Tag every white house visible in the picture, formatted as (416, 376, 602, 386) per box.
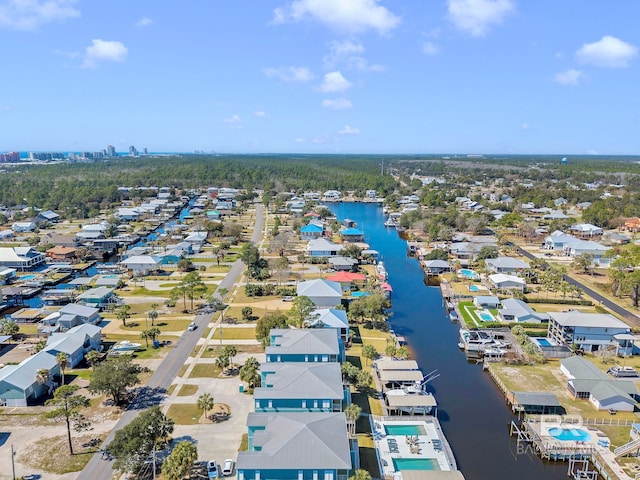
(548, 312, 634, 355)
(473, 296, 500, 309)
(484, 257, 529, 275)
(488, 274, 526, 292)
(0, 247, 46, 271)
(323, 190, 341, 201)
(12, 221, 36, 233)
(544, 230, 577, 250)
(119, 255, 163, 276)
(570, 223, 603, 238)
(306, 238, 344, 258)
(307, 308, 350, 343)
(563, 239, 611, 259)
(44, 323, 102, 368)
(498, 298, 549, 323)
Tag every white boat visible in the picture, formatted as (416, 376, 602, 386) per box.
(376, 261, 388, 280)
(459, 328, 504, 352)
(110, 341, 142, 353)
(384, 216, 396, 227)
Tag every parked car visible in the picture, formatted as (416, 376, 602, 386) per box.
(222, 459, 235, 476)
(281, 296, 294, 302)
(188, 322, 197, 331)
(207, 460, 218, 479)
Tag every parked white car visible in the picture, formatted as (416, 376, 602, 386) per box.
(222, 459, 235, 476)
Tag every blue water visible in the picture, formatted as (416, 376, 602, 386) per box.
(468, 285, 479, 292)
(20, 274, 36, 280)
(548, 428, 591, 442)
(458, 269, 479, 279)
(393, 458, 439, 471)
(329, 203, 566, 480)
(351, 291, 371, 297)
(479, 312, 494, 322)
(384, 424, 427, 436)
(536, 338, 553, 347)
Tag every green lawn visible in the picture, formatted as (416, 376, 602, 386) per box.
(166, 403, 202, 425)
(220, 328, 257, 340)
(189, 363, 223, 378)
(177, 384, 199, 396)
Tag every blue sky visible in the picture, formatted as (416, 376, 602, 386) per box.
(1, 0, 639, 155)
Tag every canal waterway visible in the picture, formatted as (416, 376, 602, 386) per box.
(330, 202, 568, 480)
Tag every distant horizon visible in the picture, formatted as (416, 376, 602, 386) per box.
(1, 2, 639, 155)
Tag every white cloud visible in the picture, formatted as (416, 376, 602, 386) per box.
(263, 66, 314, 83)
(0, 0, 79, 30)
(320, 71, 352, 92)
(339, 124, 360, 135)
(322, 98, 353, 110)
(82, 39, 128, 68)
(272, 0, 401, 35)
(422, 42, 440, 55)
(447, 0, 514, 37)
(323, 40, 384, 71)
(135, 17, 153, 27)
(576, 35, 637, 68)
(253, 111, 266, 117)
(554, 68, 583, 86)
(224, 114, 243, 129)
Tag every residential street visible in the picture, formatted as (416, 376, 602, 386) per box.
(79, 203, 264, 480)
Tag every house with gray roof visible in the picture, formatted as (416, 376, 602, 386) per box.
(328, 256, 358, 272)
(544, 230, 577, 251)
(297, 279, 342, 308)
(548, 312, 633, 355)
(484, 257, 529, 275)
(44, 323, 102, 368)
(237, 412, 354, 480)
(498, 298, 549, 323)
(560, 356, 638, 412)
(423, 260, 450, 274)
(306, 238, 344, 258)
(307, 308, 349, 343)
(40, 304, 101, 332)
(266, 329, 343, 363)
(254, 363, 348, 413)
(0, 247, 46, 271)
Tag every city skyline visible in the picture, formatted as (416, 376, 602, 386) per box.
(1, 0, 639, 155)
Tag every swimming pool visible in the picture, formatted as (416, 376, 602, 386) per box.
(351, 291, 371, 297)
(393, 458, 440, 471)
(468, 285, 479, 292)
(457, 269, 479, 280)
(478, 311, 494, 322)
(20, 274, 37, 280)
(536, 338, 554, 347)
(548, 427, 591, 442)
(384, 424, 427, 436)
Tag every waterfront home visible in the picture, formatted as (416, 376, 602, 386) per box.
(0, 351, 61, 406)
(570, 223, 603, 238)
(306, 238, 344, 258)
(488, 273, 526, 292)
(254, 363, 348, 412)
(184, 231, 208, 246)
(373, 360, 424, 390)
(44, 323, 102, 368)
(511, 392, 563, 414)
(473, 296, 500, 309)
(328, 256, 358, 272)
(562, 239, 611, 258)
(325, 272, 366, 293)
(297, 279, 342, 308)
(76, 286, 116, 309)
(484, 257, 529, 275)
(548, 312, 634, 355)
(340, 228, 364, 242)
(448, 242, 485, 260)
(307, 308, 349, 343)
(543, 230, 576, 250)
(116, 207, 141, 221)
(299, 223, 324, 240)
(1, 285, 42, 307)
(236, 412, 354, 480)
(45, 246, 78, 262)
(422, 259, 450, 274)
(11, 221, 36, 233)
(0, 267, 17, 285)
(119, 255, 163, 276)
(560, 356, 638, 412)
(265, 329, 343, 363)
(498, 298, 549, 323)
(323, 190, 341, 201)
(0, 247, 46, 271)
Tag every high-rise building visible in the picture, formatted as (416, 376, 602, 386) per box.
(0, 151, 20, 162)
(143, 147, 148, 155)
(129, 145, 138, 156)
(107, 145, 116, 157)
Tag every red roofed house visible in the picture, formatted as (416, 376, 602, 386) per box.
(326, 271, 366, 292)
(624, 217, 640, 232)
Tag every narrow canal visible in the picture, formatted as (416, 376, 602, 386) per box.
(330, 202, 568, 480)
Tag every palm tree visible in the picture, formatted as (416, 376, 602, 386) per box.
(344, 404, 362, 437)
(197, 393, 215, 421)
(36, 368, 50, 386)
(85, 350, 101, 370)
(117, 304, 131, 327)
(149, 303, 159, 326)
(56, 352, 68, 386)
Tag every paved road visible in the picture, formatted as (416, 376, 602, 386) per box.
(516, 246, 640, 326)
(80, 203, 264, 480)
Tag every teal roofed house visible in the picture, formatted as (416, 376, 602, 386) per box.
(237, 412, 356, 480)
(300, 223, 324, 240)
(266, 329, 344, 363)
(340, 227, 364, 242)
(254, 363, 349, 412)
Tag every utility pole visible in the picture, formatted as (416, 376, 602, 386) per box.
(11, 444, 16, 480)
